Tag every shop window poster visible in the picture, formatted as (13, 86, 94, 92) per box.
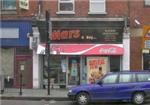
(71, 60, 78, 76)
(81, 66, 87, 84)
(87, 57, 108, 84)
(61, 59, 67, 72)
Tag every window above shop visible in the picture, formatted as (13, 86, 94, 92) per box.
(144, 0, 150, 6)
(57, 0, 75, 14)
(1, 0, 17, 14)
(88, 0, 106, 14)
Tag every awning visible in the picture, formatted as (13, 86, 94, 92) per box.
(37, 44, 124, 55)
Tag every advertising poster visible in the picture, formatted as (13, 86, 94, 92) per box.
(70, 60, 78, 76)
(61, 59, 67, 72)
(87, 57, 108, 84)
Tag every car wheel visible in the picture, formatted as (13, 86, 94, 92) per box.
(76, 92, 90, 105)
(132, 92, 145, 105)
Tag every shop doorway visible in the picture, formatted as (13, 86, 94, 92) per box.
(109, 56, 121, 72)
(143, 54, 150, 70)
(68, 57, 80, 86)
(14, 56, 32, 88)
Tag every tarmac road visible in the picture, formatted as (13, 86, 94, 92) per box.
(1, 100, 150, 105)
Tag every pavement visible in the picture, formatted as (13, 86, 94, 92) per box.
(0, 88, 69, 101)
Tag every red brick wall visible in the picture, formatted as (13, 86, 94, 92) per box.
(129, 0, 150, 27)
(43, 0, 129, 18)
(2, 0, 130, 19)
(1, 0, 38, 20)
(107, 0, 129, 17)
(130, 37, 142, 70)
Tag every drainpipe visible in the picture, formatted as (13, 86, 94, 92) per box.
(122, 17, 130, 71)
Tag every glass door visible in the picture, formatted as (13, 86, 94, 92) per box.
(68, 56, 80, 86)
(143, 54, 150, 70)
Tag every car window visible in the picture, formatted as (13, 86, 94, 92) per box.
(102, 74, 118, 84)
(137, 73, 150, 82)
(119, 74, 132, 83)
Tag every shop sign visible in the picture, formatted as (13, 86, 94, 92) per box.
(19, 0, 29, 10)
(37, 44, 124, 55)
(50, 28, 123, 44)
(143, 25, 150, 49)
(87, 57, 109, 84)
(0, 28, 19, 38)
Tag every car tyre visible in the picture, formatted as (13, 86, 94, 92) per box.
(76, 92, 90, 105)
(132, 92, 145, 105)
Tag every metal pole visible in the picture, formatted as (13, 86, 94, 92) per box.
(19, 73, 22, 95)
(46, 11, 50, 95)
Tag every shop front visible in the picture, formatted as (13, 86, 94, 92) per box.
(38, 44, 124, 87)
(142, 25, 150, 70)
(0, 20, 32, 88)
(37, 20, 127, 88)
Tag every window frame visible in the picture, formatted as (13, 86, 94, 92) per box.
(136, 73, 150, 82)
(57, 0, 75, 14)
(102, 74, 118, 84)
(144, 0, 150, 7)
(119, 73, 133, 83)
(1, 0, 17, 10)
(89, 0, 106, 14)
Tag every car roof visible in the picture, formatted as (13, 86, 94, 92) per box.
(107, 70, 150, 75)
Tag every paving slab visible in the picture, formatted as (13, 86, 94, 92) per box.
(0, 88, 69, 101)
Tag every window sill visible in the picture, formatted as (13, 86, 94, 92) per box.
(56, 11, 75, 15)
(0, 10, 17, 15)
(88, 11, 107, 15)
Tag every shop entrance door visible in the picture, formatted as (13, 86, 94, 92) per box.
(143, 54, 150, 70)
(14, 56, 32, 88)
(68, 57, 80, 86)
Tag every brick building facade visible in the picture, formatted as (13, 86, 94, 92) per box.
(129, 0, 150, 70)
(1, 0, 150, 89)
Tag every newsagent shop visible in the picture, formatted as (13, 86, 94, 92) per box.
(36, 19, 130, 88)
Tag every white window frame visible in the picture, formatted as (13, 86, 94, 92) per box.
(145, 0, 150, 6)
(1, 0, 16, 10)
(57, 0, 75, 14)
(89, 0, 106, 14)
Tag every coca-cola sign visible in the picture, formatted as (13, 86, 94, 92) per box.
(99, 48, 117, 54)
(37, 44, 124, 55)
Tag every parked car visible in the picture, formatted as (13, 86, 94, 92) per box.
(68, 71, 150, 105)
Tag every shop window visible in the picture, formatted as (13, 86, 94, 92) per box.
(57, 0, 75, 14)
(89, 0, 106, 14)
(144, 0, 150, 6)
(1, 0, 16, 10)
(68, 57, 80, 85)
(43, 56, 66, 88)
(110, 56, 120, 72)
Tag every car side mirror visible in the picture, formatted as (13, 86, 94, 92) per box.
(97, 81, 103, 85)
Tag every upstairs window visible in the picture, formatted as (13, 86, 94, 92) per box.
(1, 0, 16, 10)
(58, 0, 75, 14)
(144, 0, 150, 6)
(89, 0, 106, 14)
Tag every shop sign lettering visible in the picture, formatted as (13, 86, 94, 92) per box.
(99, 47, 117, 54)
(89, 59, 105, 70)
(51, 30, 80, 40)
(50, 28, 122, 43)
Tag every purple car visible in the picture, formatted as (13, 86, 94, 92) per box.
(68, 71, 150, 105)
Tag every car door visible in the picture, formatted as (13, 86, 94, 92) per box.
(115, 73, 136, 100)
(90, 73, 118, 100)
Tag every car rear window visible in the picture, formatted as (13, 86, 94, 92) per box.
(137, 73, 150, 82)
